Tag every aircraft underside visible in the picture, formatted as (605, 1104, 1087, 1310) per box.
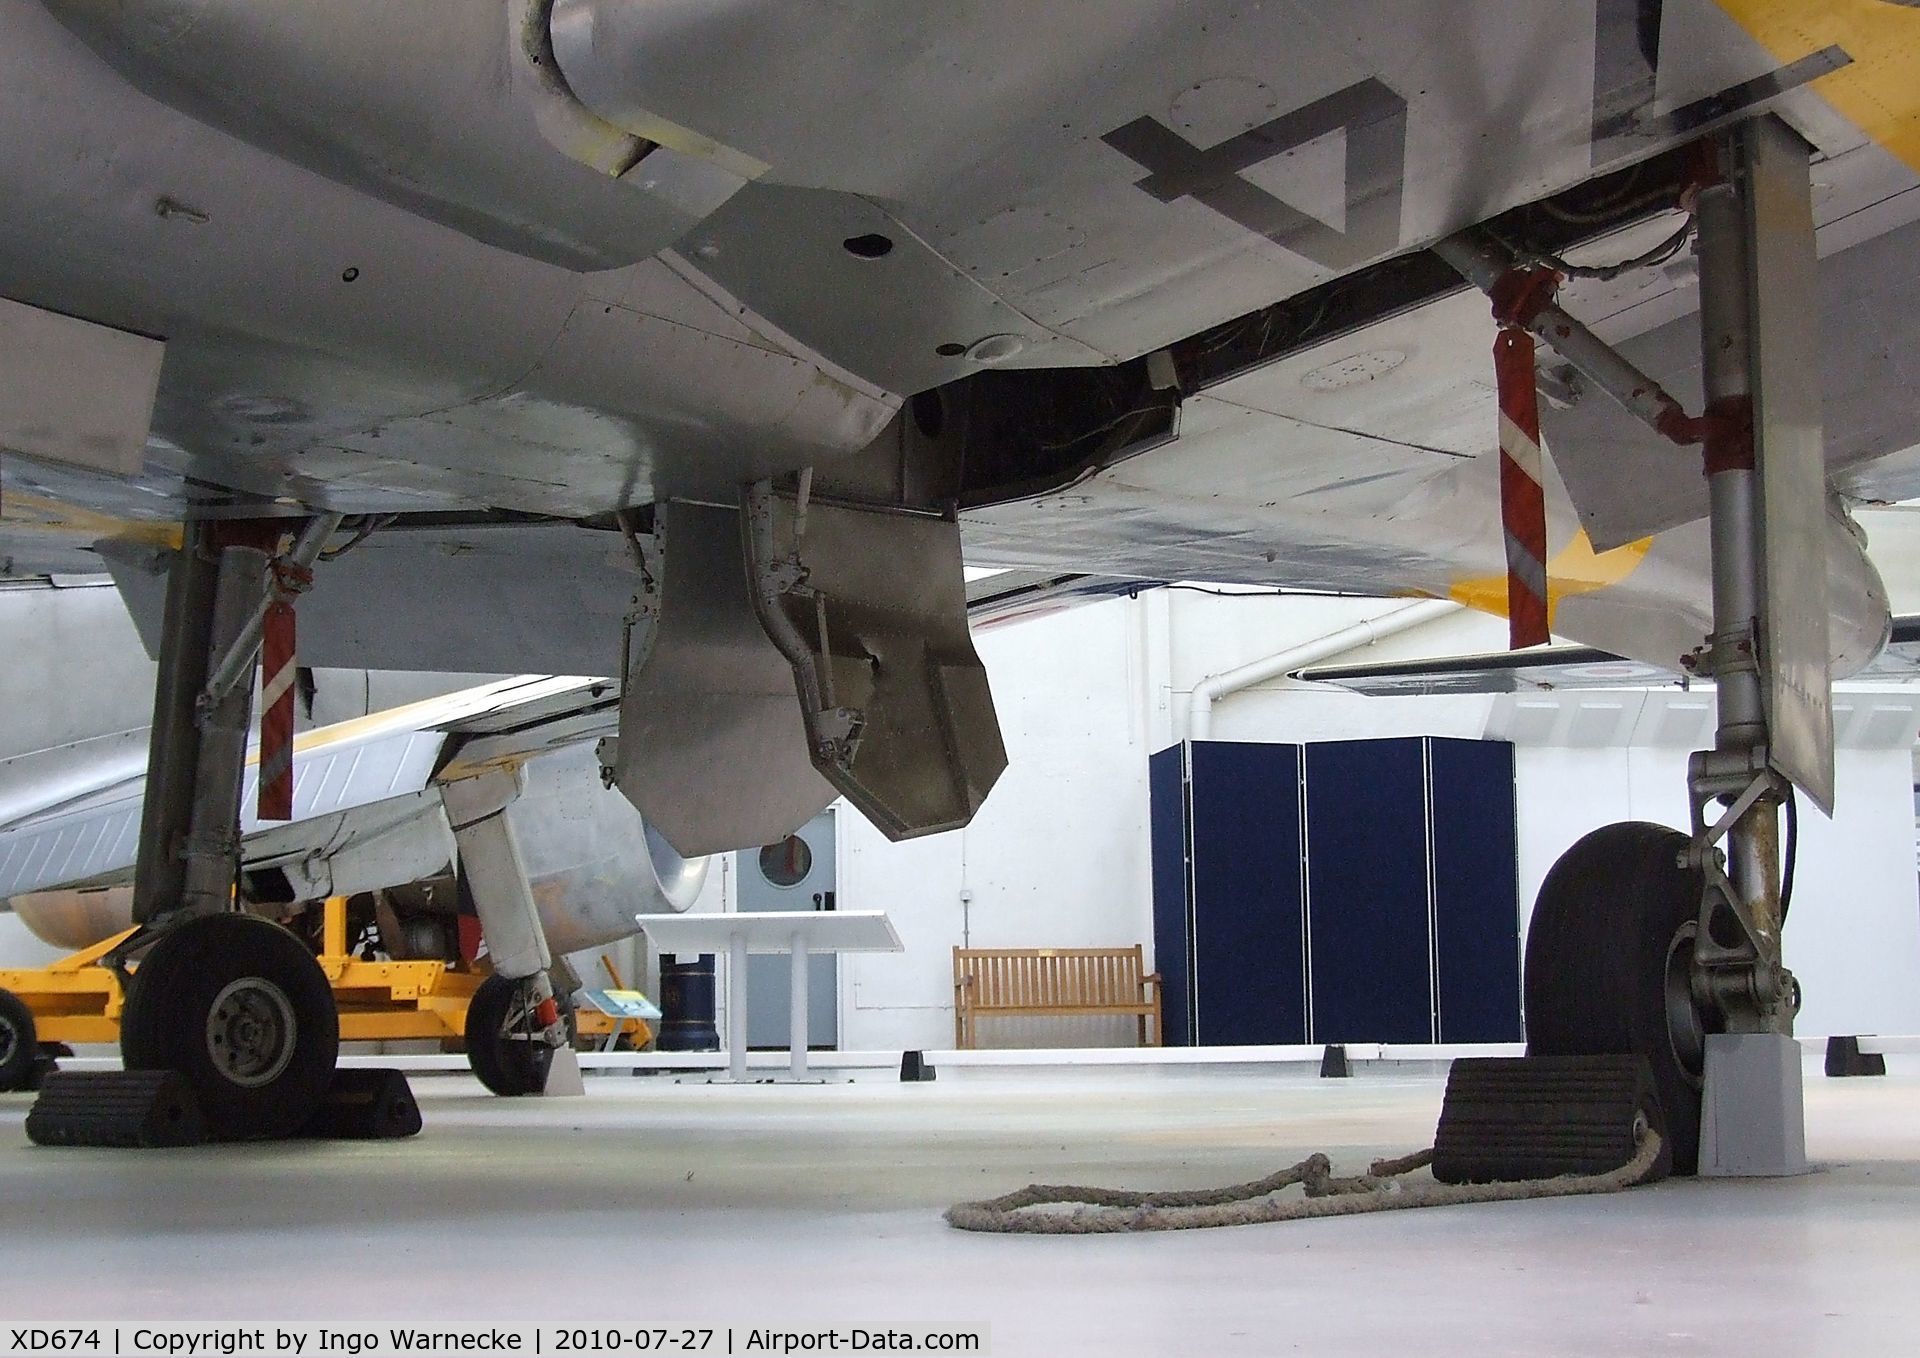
(2, 0, 1918, 1163)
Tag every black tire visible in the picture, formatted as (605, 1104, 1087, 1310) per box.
(465, 973, 555, 1097)
(0, 988, 38, 1092)
(122, 914, 339, 1140)
(1525, 821, 1709, 1174)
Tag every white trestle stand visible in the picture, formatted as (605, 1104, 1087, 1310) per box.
(1697, 1032, 1808, 1176)
(634, 912, 903, 1082)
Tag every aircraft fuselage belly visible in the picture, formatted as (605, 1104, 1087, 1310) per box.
(0, 3, 894, 519)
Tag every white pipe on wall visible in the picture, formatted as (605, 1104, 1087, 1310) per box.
(1187, 599, 1462, 740)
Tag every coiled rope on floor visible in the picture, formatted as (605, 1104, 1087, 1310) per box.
(945, 1130, 1663, 1234)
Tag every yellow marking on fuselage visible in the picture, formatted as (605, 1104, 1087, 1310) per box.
(1449, 530, 1653, 624)
(1717, 0, 1920, 174)
(0, 490, 181, 550)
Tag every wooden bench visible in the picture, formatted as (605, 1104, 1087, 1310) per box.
(952, 946, 1163, 1049)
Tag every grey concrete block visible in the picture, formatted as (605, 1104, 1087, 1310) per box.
(1698, 1032, 1808, 1177)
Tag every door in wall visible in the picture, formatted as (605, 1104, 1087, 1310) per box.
(740, 810, 840, 1049)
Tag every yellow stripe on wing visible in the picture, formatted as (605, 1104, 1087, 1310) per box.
(1718, 0, 1920, 173)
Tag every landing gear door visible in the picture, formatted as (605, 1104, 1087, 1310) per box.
(1745, 118, 1834, 814)
(752, 493, 1007, 841)
(609, 501, 837, 857)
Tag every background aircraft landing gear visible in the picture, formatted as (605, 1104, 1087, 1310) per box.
(98, 515, 345, 1138)
(120, 914, 339, 1140)
(465, 972, 572, 1097)
(1524, 823, 1709, 1174)
(0, 987, 40, 1092)
(443, 769, 573, 1096)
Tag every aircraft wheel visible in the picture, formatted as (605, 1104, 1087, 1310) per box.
(465, 973, 556, 1097)
(0, 988, 38, 1092)
(1525, 821, 1709, 1174)
(122, 914, 339, 1140)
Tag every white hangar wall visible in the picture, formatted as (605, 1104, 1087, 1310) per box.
(833, 598, 1156, 1051)
(825, 590, 1920, 1051)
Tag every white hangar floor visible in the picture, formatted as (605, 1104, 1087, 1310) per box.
(3, 1065, 1917, 1356)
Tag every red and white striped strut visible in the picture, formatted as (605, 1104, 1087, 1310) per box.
(1493, 326, 1550, 649)
(256, 557, 309, 821)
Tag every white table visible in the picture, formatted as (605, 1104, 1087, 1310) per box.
(634, 911, 903, 1081)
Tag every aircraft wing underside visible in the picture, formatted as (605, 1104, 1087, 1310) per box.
(4, 0, 1920, 852)
(9, 0, 1920, 1151)
(3, 0, 1917, 545)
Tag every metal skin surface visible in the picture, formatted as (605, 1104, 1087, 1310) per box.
(0, 0, 1902, 530)
(548, 0, 1876, 379)
(0, 296, 163, 477)
(1743, 118, 1837, 815)
(44, 0, 720, 272)
(100, 524, 647, 677)
(753, 493, 1007, 843)
(1535, 156, 1920, 551)
(960, 414, 1892, 682)
(0, 3, 894, 522)
(2, 0, 1919, 847)
(610, 501, 838, 858)
(506, 742, 708, 957)
(442, 767, 552, 980)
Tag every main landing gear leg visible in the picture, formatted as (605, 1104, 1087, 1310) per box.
(1489, 119, 1826, 1176)
(1676, 118, 1824, 1177)
(117, 518, 343, 1141)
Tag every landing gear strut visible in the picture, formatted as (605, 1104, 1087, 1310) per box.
(442, 769, 572, 1096)
(1449, 117, 1830, 1177)
(113, 516, 343, 1139)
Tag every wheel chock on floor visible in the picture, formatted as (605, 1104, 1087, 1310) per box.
(1825, 1035, 1886, 1078)
(301, 1068, 423, 1140)
(24, 1070, 208, 1149)
(542, 1044, 586, 1097)
(900, 1050, 937, 1082)
(1432, 1055, 1672, 1185)
(1319, 1045, 1351, 1078)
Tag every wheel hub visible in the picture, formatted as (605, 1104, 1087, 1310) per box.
(502, 988, 534, 1037)
(205, 977, 298, 1088)
(0, 1022, 17, 1067)
(1664, 922, 1708, 1084)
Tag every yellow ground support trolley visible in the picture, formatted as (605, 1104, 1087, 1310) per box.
(0, 898, 481, 1090)
(0, 898, 656, 1092)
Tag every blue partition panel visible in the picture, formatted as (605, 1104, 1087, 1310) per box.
(1428, 738, 1523, 1041)
(1304, 739, 1434, 1044)
(1147, 744, 1192, 1046)
(1188, 742, 1307, 1046)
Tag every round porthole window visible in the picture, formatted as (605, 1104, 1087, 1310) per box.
(758, 836, 812, 887)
